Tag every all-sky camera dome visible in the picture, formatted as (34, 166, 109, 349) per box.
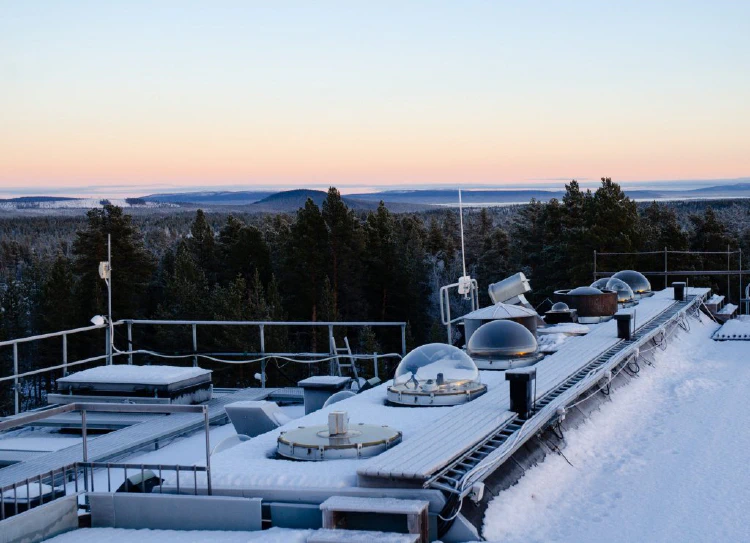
(612, 270, 652, 296)
(606, 277, 636, 304)
(388, 343, 486, 406)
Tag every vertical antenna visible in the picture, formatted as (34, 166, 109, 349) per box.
(107, 234, 113, 362)
(459, 187, 467, 279)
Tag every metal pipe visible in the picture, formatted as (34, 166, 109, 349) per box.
(125, 319, 406, 326)
(728, 244, 731, 302)
(0, 322, 114, 348)
(328, 325, 335, 376)
(127, 322, 133, 365)
(203, 406, 212, 495)
(192, 324, 198, 368)
(108, 234, 113, 353)
(740, 248, 744, 314)
(259, 324, 266, 388)
(62, 334, 68, 375)
(105, 326, 112, 366)
(593, 250, 597, 283)
(13, 342, 19, 415)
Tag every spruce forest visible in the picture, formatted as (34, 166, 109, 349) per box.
(1, 179, 748, 414)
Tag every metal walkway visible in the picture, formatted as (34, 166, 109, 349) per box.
(427, 293, 704, 496)
(0, 387, 281, 490)
(359, 289, 709, 489)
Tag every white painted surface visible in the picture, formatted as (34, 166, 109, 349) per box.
(58, 365, 211, 385)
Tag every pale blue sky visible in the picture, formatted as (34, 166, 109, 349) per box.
(1, 1, 748, 195)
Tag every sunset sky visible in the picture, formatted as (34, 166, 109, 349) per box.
(1, 1, 748, 196)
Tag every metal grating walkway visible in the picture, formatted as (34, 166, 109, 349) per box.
(359, 289, 709, 488)
(0, 387, 280, 489)
(427, 293, 705, 495)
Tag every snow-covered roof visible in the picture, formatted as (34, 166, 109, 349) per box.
(57, 365, 211, 386)
(712, 316, 750, 340)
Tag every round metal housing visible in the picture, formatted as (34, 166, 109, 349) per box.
(277, 423, 402, 461)
(612, 270, 653, 297)
(387, 344, 487, 406)
(553, 287, 618, 324)
(467, 320, 544, 370)
(462, 303, 539, 342)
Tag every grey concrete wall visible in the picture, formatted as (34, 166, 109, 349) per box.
(0, 494, 79, 543)
(89, 492, 262, 531)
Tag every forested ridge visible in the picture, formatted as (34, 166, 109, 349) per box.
(1, 180, 748, 413)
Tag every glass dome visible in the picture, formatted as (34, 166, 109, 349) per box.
(606, 277, 635, 303)
(467, 320, 538, 358)
(568, 286, 604, 296)
(612, 270, 651, 294)
(393, 343, 479, 388)
(590, 278, 610, 290)
(549, 302, 570, 312)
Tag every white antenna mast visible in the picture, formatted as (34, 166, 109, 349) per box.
(459, 187, 467, 279)
(457, 187, 472, 300)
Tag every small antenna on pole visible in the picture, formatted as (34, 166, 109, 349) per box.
(457, 187, 472, 300)
(459, 187, 467, 280)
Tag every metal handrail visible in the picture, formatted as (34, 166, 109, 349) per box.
(1, 319, 407, 414)
(0, 402, 213, 511)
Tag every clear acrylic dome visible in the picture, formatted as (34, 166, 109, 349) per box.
(612, 270, 651, 294)
(393, 343, 479, 387)
(606, 277, 635, 303)
(550, 302, 570, 312)
(467, 320, 538, 358)
(568, 286, 603, 296)
(590, 278, 610, 290)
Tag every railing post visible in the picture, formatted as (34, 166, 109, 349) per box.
(192, 324, 198, 368)
(105, 326, 112, 366)
(328, 324, 335, 376)
(13, 342, 19, 415)
(259, 324, 266, 389)
(727, 244, 731, 302)
(203, 406, 212, 495)
(401, 324, 407, 356)
(740, 248, 743, 314)
(127, 322, 133, 365)
(664, 247, 668, 290)
(593, 250, 597, 282)
(62, 334, 68, 376)
(373, 352, 379, 379)
(81, 409, 89, 491)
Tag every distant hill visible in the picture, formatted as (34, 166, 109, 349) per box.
(142, 191, 275, 205)
(250, 189, 432, 213)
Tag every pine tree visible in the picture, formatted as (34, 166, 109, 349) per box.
(364, 202, 397, 321)
(322, 187, 363, 319)
(72, 204, 155, 323)
(188, 210, 218, 283)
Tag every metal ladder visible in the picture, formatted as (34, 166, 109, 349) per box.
(428, 296, 698, 495)
(428, 415, 525, 494)
(331, 336, 359, 380)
